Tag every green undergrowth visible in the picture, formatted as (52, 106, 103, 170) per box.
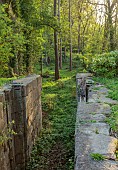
(93, 77, 118, 134)
(106, 105, 118, 133)
(27, 68, 77, 170)
(0, 76, 25, 87)
(0, 77, 17, 87)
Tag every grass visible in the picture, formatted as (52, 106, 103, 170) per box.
(106, 105, 118, 133)
(27, 66, 78, 170)
(95, 128, 99, 134)
(90, 112, 96, 115)
(90, 153, 105, 161)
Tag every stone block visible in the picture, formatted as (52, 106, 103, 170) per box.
(0, 102, 4, 119)
(14, 134, 24, 156)
(13, 112, 24, 126)
(21, 85, 27, 97)
(76, 73, 93, 80)
(0, 118, 5, 130)
(15, 153, 25, 165)
(0, 91, 5, 102)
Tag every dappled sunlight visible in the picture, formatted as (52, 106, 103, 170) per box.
(43, 81, 56, 88)
(57, 77, 71, 82)
(45, 93, 57, 99)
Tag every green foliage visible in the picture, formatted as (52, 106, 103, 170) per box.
(0, 0, 118, 77)
(71, 51, 118, 78)
(106, 105, 118, 133)
(27, 68, 77, 170)
(0, 0, 57, 77)
(92, 51, 118, 77)
(0, 120, 17, 145)
(93, 77, 118, 100)
(115, 150, 118, 159)
(0, 77, 16, 87)
(90, 153, 105, 161)
(0, 4, 13, 76)
(0, 4, 26, 77)
(95, 128, 99, 134)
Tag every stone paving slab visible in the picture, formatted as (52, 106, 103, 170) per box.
(75, 158, 118, 170)
(88, 86, 118, 105)
(78, 123, 110, 135)
(75, 74, 118, 170)
(76, 73, 93, 79)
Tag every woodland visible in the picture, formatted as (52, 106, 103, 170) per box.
(0, 0, 118, 169)
(0, 0, 118, 79)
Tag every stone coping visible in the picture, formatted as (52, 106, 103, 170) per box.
(12, 74, 41, 86)
(76, 73, 93, 79)
(75, 73, 118, 170)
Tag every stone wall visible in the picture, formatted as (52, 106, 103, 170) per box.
(0, 90, 11, 170)
(0, 75, 42, 170)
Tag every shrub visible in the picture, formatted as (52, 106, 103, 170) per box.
(91, 51, 118, 77)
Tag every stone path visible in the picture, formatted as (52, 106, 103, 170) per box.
(75, 73, 118, 170)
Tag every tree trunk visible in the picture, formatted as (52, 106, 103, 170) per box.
(58, 0, 62, 69)
(54, 0, 59, 80)
(69, 0, 72, 71)
(78, 1, 82, 53)
(39, 55, 43, 76)
(64, 46, 66, 61)
(59, 38, 62, 69)
(102, 0, 117, 51)
(107, 0, 114, 51)
(78, 25, 81, 53)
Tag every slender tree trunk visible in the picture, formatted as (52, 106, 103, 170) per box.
(59, 38, 62, 68)
(40, 55, 43, 76)
(58, 0, 62, 69)
(78, 1, 81, 53)
(69, 0, 72, 71)
(102, 0, 117, 51)
(15, 52, 19, 75)
(114, 4, 118, 48)
(54, 0, 59, 80)
(78, 25, 81, 53)
(54, 31, 59, 80)
(64, 46, 66, 61)
(102, 14, 108, 52)
(107, 0, 114, 51)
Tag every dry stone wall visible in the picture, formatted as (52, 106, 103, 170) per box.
(0, 75, 42, 170)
